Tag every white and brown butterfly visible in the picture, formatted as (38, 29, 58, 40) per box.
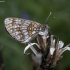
(4, 18, 45, 43)
(4, 17, 50, 54)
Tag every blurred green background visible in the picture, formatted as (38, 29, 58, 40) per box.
(0, 0, 70, 70)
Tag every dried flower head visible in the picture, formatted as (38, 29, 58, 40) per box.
(40, 35, 70, 69)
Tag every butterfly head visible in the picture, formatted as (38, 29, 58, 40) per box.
(44, 24, 49, 30)
(38, 24, 50, 42)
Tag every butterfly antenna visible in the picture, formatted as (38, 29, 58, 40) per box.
(46, 12, 52, 23)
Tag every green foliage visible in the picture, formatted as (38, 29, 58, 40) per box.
(0, 0, 70, 70)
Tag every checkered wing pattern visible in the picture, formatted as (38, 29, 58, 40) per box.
(4, 18, 43, 43)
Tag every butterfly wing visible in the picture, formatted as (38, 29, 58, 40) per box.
(4, 18, 43, 43)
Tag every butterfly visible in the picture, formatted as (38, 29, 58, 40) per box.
(4, 18, 49, 43)
(4, 18, 50, 55)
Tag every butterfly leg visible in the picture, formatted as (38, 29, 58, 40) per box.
(23, 43, 40, 56)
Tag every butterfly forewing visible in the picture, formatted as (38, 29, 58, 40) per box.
(4, 18, 43, 43)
